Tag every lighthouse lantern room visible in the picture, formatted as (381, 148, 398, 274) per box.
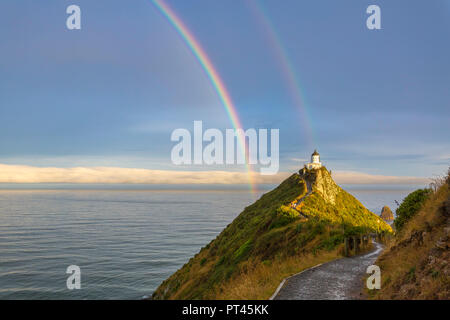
(306, 150, 322, 170)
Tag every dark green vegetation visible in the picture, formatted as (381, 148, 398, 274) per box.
(152, 167, 392, 299)
(394, 188, 432, 231)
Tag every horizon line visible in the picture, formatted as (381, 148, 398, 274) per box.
(0, 163, 431, 185)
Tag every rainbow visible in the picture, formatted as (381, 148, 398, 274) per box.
(151, 0, 257, 193)
(247, 0, 315, 149)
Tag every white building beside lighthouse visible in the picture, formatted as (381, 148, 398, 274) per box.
(306, 149, 322, 170)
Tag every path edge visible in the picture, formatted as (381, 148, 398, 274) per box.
(269, 241, 383, 300)
(269, 262, 326, 300)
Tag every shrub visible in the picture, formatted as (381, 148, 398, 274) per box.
(277, 205, 300, 218)
(215, 256, 226, 267)
(311, 220, 328, 236)
(234, 240, 253, 262)
(262, 260, 271, 266)
(319, 234, 344, 251)
(407, 266, 416, 282)
(269, 206, 300, 230)
(394, 189, 432, 231)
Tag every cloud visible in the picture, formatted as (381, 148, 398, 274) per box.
(0, 163, 289, 184)
(332, 171, 430, 185)
(0, 164, 429, 185)
(290, 158, 308, 162)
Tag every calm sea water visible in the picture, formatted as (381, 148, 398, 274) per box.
(0, 185, 421, 299)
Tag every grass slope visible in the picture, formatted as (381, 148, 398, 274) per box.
(369, 171, 449, 299)
(152, 167, 391, 300)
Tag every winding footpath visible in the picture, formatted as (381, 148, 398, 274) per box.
(272, 241, 384, 300)
(291, 179, 312, 216)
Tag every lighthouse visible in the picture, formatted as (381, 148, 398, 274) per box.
(306, 149, 322, 170)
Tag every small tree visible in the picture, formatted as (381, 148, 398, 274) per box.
(394, 189, 432, 231)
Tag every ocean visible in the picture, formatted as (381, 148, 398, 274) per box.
(0, 184, 423, 299)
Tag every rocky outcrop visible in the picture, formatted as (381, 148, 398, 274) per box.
(380, 206, 394, 221)
(300, 167, 340, 204)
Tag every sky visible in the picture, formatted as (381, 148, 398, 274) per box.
(0, 0, 449, 185)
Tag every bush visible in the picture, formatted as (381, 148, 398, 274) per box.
(311, 219, 328, 236)
(269, 206, 300, 230)
(277, 205, 300, 219)
(234, 240, 253, 262)
(319, 234, 344, 251)
(394, 189, 432, 231)
(262, 260, 271, 266)
(215, 256, 226, 267)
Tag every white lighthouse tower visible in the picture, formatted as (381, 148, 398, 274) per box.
(306, 149, 322, 170)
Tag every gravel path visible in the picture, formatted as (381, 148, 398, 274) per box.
(292, 179, 312, 210)
(273, 241, 383, 300)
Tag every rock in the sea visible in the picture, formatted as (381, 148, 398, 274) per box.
(380, 206, 394, 221)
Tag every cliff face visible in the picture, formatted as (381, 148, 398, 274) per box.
(152, 166, 392, 300)
(299, 167, 391, 233)
(301, 166, 340, 204)
(380, 206, 394, 221)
